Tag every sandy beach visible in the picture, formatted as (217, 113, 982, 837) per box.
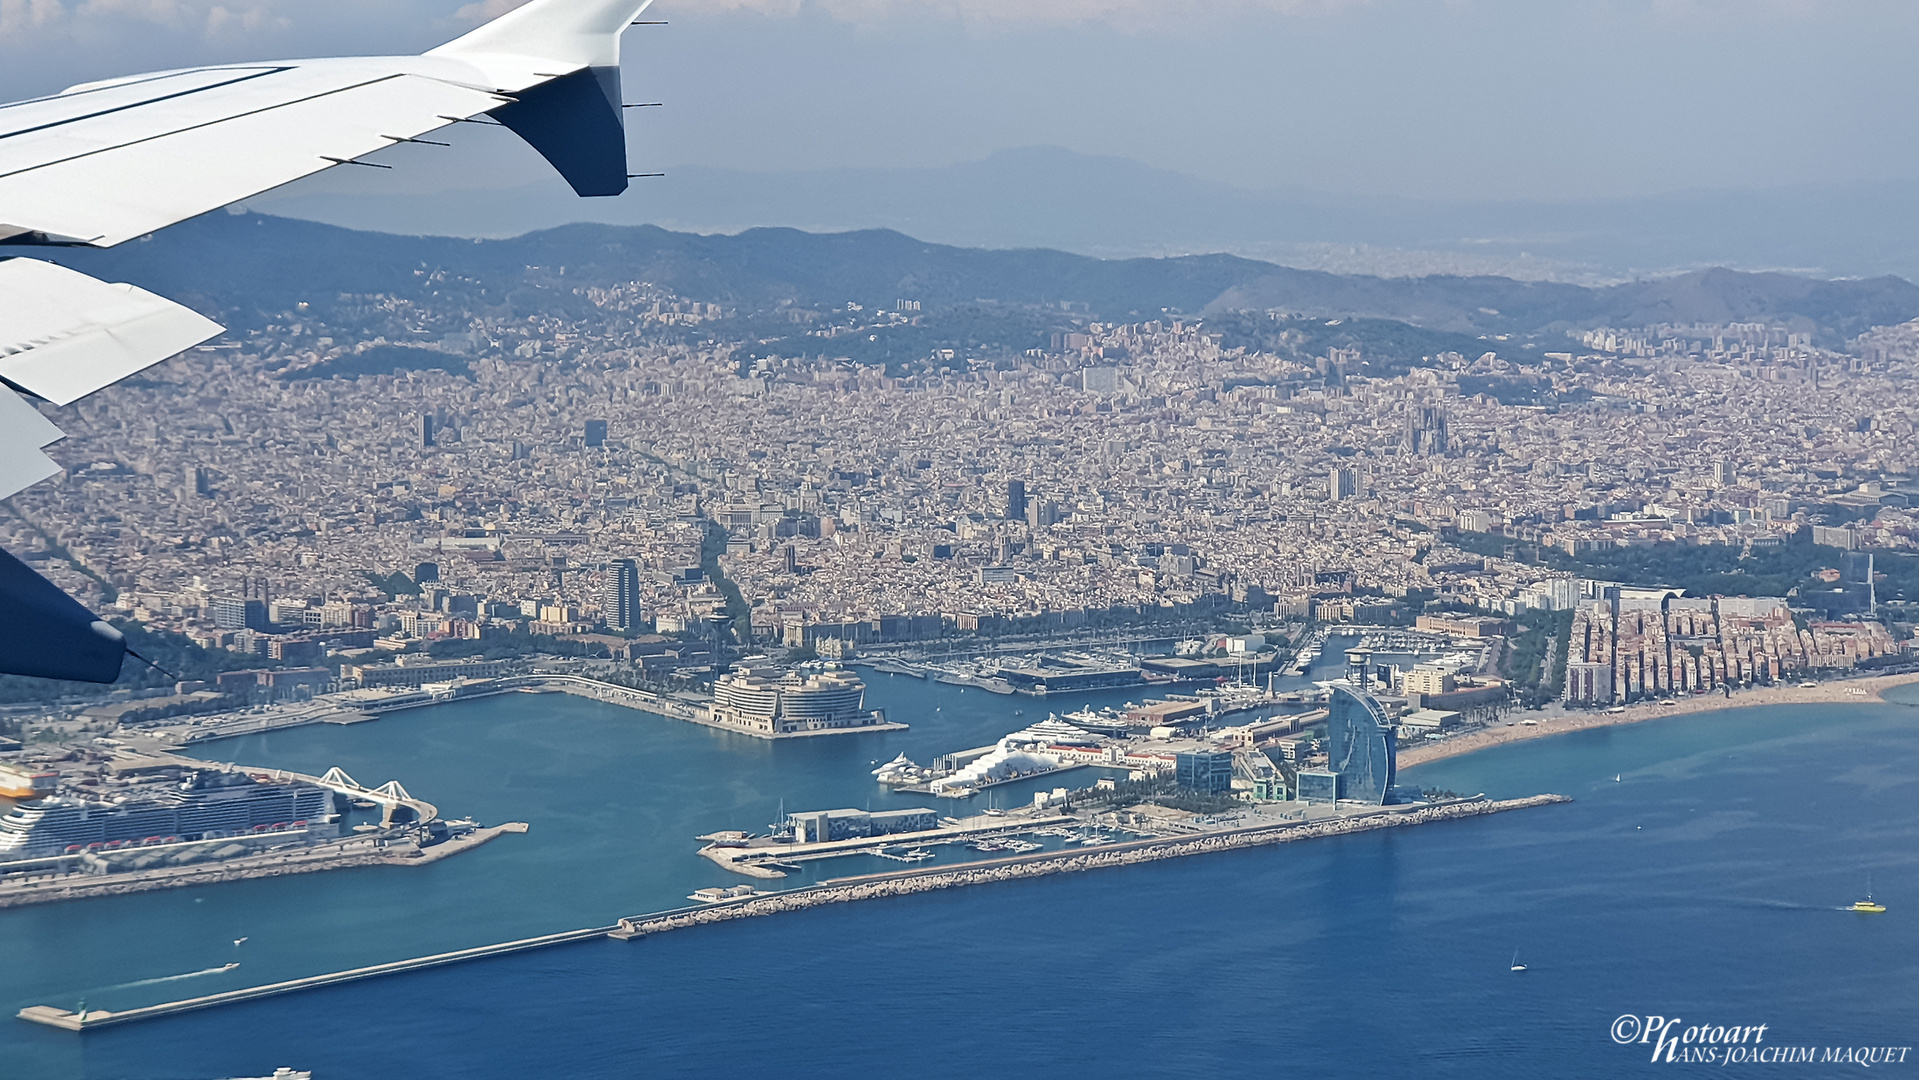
(1397, 669, 1919, 771)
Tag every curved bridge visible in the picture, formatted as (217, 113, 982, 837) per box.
(305, 767, 438, 825)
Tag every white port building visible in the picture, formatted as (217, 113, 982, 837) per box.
(708, 665, 885, 735)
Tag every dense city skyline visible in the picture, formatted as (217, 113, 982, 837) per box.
(3, 215, 1913, 711)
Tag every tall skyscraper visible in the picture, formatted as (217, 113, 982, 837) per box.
(419, 415, 436, 448)
(1843, 551, 1878, 615)
(604, 558, 641, 631)
(1328, 467, 1359, 501)
(1005, 479, 1027, 521)
(1299, 687, 1396, 805)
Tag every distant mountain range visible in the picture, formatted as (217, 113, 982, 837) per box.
(246, 146, 1919, 284)
(52, 213, 1919, 354)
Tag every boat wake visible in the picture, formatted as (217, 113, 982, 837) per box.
(1740, 899, 1850, 912)
(76, 964, 241, 996)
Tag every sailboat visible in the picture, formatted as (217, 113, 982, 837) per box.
(1510, 950, 1527, 972)
(1614, 774, 1621, 783)
(1850, 874, 1886, 913)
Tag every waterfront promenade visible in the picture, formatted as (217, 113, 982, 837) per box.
(18, 793, 1566, 1032)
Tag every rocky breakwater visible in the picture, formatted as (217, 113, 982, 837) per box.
(613, 795, 1570, 940)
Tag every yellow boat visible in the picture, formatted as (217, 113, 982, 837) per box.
(1850, 877, 1885, 913)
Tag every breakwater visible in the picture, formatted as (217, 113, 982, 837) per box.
(19, 923, 621, 1031)
(18, 795, 1566, 1032)
(611, 795, 1570, 939)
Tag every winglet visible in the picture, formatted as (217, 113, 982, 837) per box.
(429, 0, 656, 85)
(428, 0, 658, 197)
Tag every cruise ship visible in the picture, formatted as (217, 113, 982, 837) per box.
(0, 770, 331, 860)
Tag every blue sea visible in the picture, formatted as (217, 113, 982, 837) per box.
(4, 674, 1917, 1079)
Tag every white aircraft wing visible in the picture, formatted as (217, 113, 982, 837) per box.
(0, 62, 515, 248)
(0, 258, 223, 414)
(0, 381, 65, 501)
(0, 0, 659, 682)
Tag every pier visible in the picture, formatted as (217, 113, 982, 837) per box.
(18, 794, 1568, 1033)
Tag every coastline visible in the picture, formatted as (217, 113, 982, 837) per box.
(1397, 670, 1919, 771)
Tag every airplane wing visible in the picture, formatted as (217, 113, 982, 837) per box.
(0, 0, 659, 682)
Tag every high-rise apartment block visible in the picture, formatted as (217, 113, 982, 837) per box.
(210, 597, 269, 632)
(1026, 499, 1061, 529)
(603, 558, 641, 631)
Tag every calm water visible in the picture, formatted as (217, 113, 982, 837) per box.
(5, 676, 1917, 1078)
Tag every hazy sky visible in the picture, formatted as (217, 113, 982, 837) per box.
(2, 0, 1916, 202)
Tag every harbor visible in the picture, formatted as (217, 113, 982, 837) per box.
(5, 661, 1905, 1073)
(0, 646, 1802, 1052)
(854, 636, 1305, 700)
(17, 793, 1569, 1032)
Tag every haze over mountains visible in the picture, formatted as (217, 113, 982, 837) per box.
(53, 212, 1919, 365)
(247, 147, 1919, 285)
